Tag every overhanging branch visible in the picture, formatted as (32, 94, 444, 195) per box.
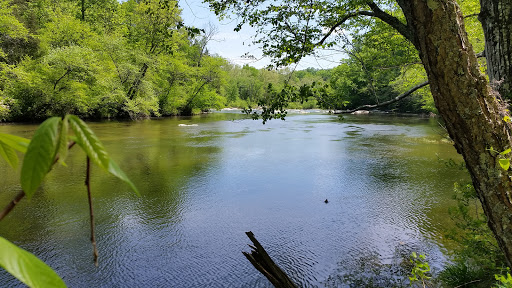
(338, 80, 429, 114)
(316, 3, 413, 49)
(316, 11, 375, 46)
(367, 2, 414, 43)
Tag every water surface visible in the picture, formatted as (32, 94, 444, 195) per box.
(0, 112, 468, 287)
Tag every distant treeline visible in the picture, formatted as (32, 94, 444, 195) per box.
(0, 0, 449, 122)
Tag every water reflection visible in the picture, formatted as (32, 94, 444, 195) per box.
(0, 113, 468, 287)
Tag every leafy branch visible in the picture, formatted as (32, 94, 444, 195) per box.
(0, 115, 139, 286)
(409, 252, 431, 288)
(487, 146, 511, 171)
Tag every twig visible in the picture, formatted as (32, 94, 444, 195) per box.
(454, 279, 481, 288)
(53, 68, 72, 91)
(85, 157, 99, 267)
(464, 13, 479, 19)
(0, 142, 76, 221)
(0, 191, 25, 221)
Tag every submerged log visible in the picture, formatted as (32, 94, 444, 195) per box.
(243, 231, 298, 288)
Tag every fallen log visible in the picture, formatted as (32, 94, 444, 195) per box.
(243, 231, 298, 288)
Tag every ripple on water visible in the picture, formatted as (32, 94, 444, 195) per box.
(0, 114, 463, 287)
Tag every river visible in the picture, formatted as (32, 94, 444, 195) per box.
(0, 111, 469, 287)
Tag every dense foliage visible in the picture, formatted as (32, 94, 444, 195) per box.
(0, 0, 229, 120)
(441, 181, 508, 287)
(0, 0, 462, 122)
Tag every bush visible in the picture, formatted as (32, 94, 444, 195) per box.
(440, 182, 508, 287)
(0, 96, 10, 120)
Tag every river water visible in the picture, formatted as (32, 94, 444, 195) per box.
(0, 112, 469, 287)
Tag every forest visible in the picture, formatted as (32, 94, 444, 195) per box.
(4, 0, 512, 287)
(0, 0, 477, 122)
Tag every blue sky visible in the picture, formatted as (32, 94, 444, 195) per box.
(179, 0, 345, 70)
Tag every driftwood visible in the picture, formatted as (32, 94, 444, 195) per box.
(243, 231, 298, 288)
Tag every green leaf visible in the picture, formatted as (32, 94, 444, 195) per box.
(67, 115, 139, 196)
(500, 148, 511, 155)
(0, 140, 18, 169)
(0, 133, 30, 153)
(21, 117, 62, 198)
(499, 158, 510, 170)
(107, 159, 140, 196)
(0, 236, 66, 288)
(67, 115, 109, 169)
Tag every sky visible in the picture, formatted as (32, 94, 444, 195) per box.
(179, 0, 346, 70)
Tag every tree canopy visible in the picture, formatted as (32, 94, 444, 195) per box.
(205, 0, 512, 269)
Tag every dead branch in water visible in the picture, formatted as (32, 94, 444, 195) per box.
(243, 231, 298, 288)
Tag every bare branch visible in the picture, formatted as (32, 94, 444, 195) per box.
(338, 81, 429, 113)
(464, 13, 479, 19)
(0, 191, 25, 221)
(85, 157, 99, 267)
(0, 142, 76, 221)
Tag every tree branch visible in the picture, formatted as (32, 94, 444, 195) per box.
(185, 78, 211, 108)
(54, 68, 72, 91)
(0, 142, 76, 221)
(316, 3, 413, 48)
(464, 13, 479, 19)
(0, 190, 25, 221)
(476, 50, 486, 58)
(338, 80, 429, 113)
(109, 54, 127, 84)
(85, 157, 99, 267)
(316, 11, 374, 46)
(243, 231, 297, 288)
(367, 2, 415, 44)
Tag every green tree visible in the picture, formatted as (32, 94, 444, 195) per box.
(205, 0, 512, 267)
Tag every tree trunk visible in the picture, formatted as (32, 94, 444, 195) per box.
(479, 0, 512, 99)
(81, 0, 86, 21)
(398, 0, 512, 266)
(127, 63, 149, 100)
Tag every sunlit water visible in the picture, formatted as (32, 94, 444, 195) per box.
(0, 112, 468, 287)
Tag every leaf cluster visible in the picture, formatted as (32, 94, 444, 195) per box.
(440, 182, 508, 287)
(0, 115, 139, 287)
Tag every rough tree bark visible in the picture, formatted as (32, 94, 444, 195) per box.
(479, 0, 512, 99)
(396, 0, 512, 266)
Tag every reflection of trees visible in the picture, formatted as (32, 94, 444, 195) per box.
(0, 119, 222, 277)
(91, 119, 221, 222)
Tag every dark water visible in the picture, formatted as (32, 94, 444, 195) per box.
(0, 112, 468, 287)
